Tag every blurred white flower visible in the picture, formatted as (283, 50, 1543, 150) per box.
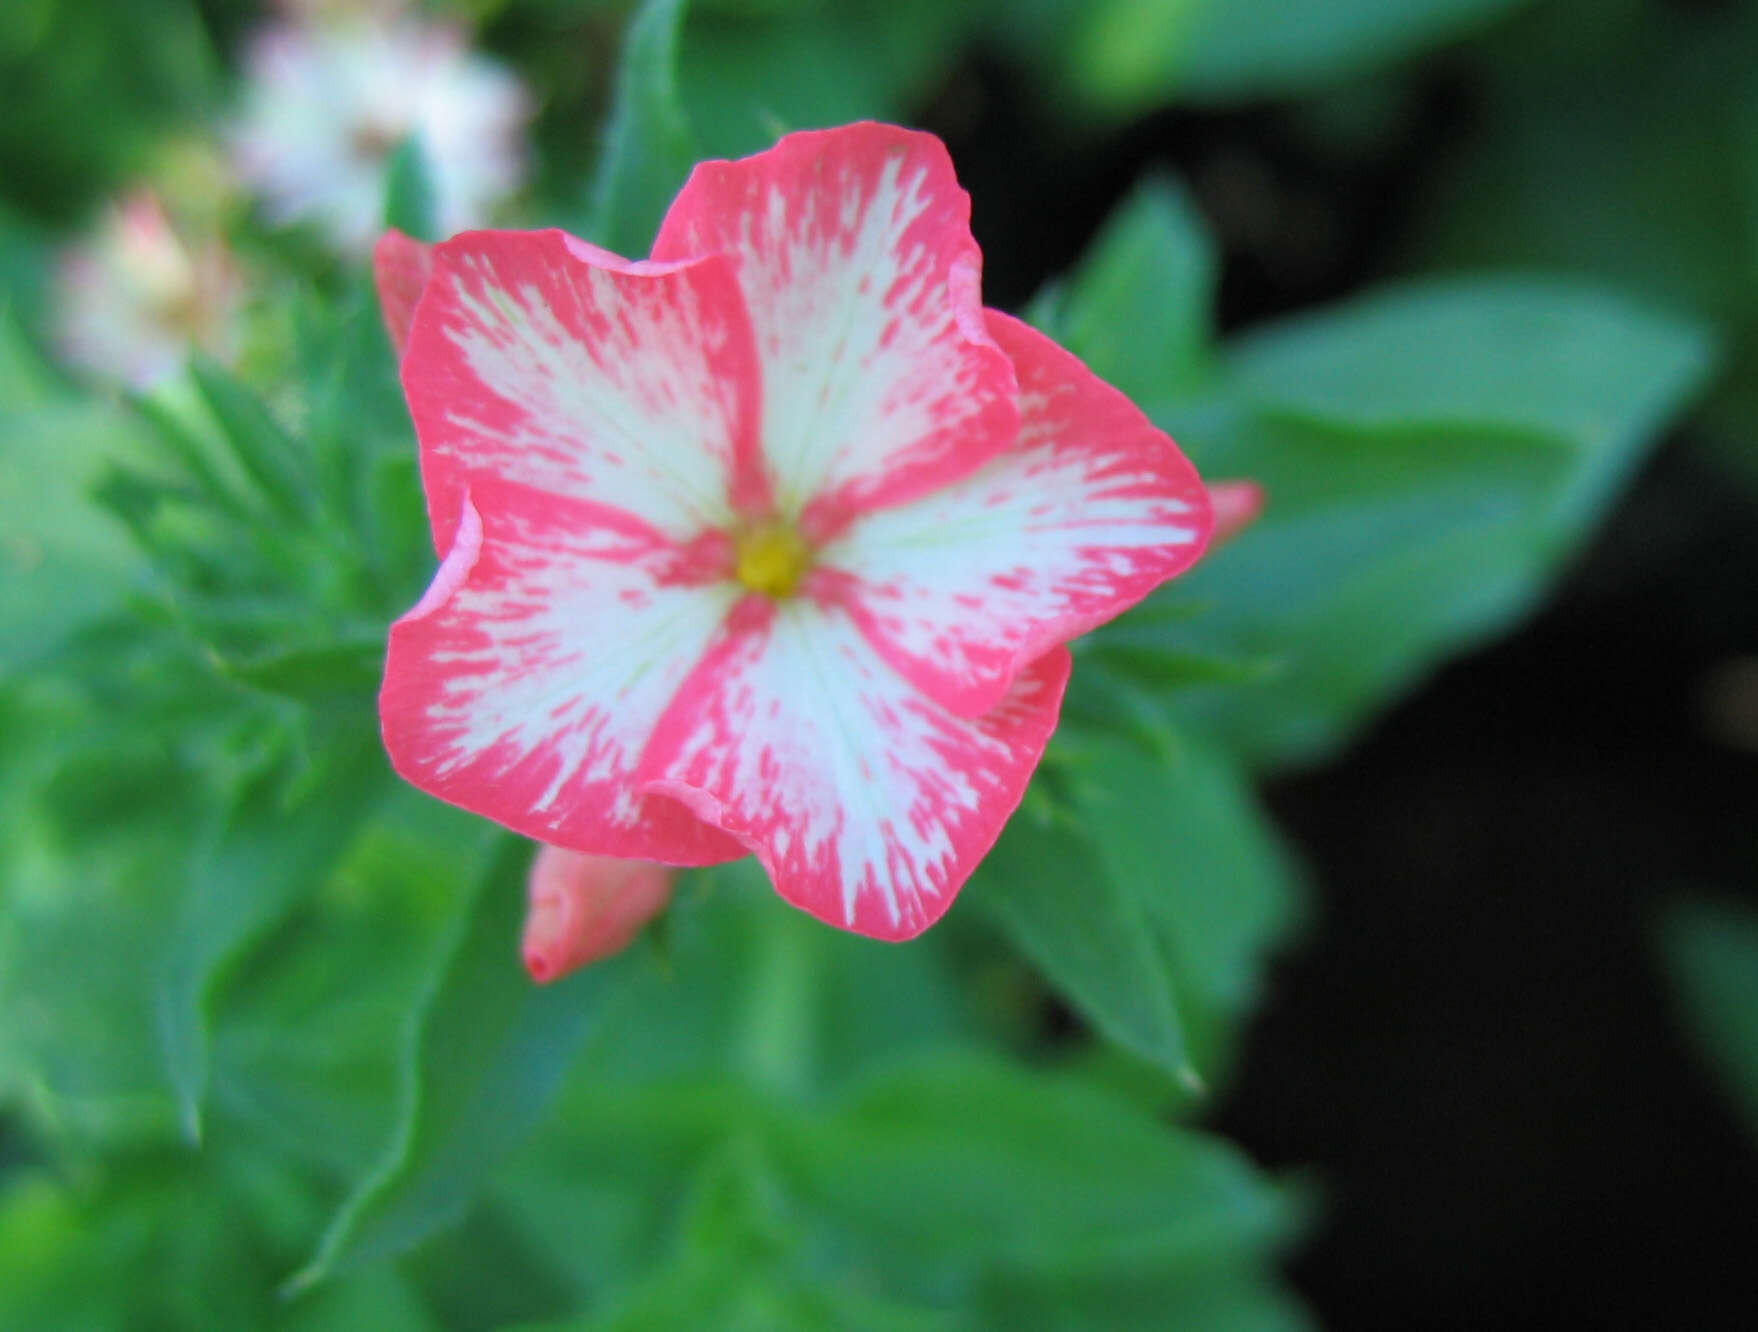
(230, 9, 530, 256)
(52, 191, 243, 389)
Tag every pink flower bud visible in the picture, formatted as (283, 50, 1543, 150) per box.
(521, 845, 674, 983)
(1206, 480, 1266, 547)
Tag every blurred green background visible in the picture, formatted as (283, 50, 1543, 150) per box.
(3, 1, 1755, 1328)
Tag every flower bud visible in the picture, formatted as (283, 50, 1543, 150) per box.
(1206, 480, 1266, 547)
(521, 845, 673, 983)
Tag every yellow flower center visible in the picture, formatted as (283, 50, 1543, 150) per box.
(734, 522, 811, 598)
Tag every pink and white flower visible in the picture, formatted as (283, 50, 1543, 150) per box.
(52, 190, 243, 389)
(377, 123, 1213, 941)
(230, 5, 528, 256)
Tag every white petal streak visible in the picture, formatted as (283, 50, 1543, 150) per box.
(406, 230, 758, 552)
(382, 489, 742, 863)
(651, 125, 1016, 528)
(639, 602, 1069, 939)
(817, 311, 1213, 716)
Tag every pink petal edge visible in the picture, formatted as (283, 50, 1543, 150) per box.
(380, 475, 747, 867)
(810, 310, 1214, 718)
(637, 598, 1071, 941)
(651, 121, 1020, 544)
(401, 227, 767, 556)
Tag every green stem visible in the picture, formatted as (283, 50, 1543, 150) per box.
(736, 907, 822, 1097)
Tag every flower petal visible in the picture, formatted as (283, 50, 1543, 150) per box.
(381, 480, 745, 865)
(403, 228, 767, 554)
(372, 228, 434, 360)
(811, 311, 1213, 717)
(638, 600, 1070, 940)
(650, 122, 1018, 541)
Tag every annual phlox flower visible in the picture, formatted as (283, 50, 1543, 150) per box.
(376, 122, 1214, 941)
(52, 190, 243, 389)
(230, 1, 529, 256)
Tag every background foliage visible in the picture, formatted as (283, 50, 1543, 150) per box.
(3, 0, 1753, 1328)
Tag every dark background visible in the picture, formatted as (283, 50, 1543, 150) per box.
(934, 41, 1758, 1332)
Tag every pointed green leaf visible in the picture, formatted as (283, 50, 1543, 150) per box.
(211, 632, 385, 705)
(1660, 896, 1758, 1140)
(128, 388, 257, 522)
(155, 732, 388, 1140)
(589, 0, 698, 259)
(976, 802, 1194, 1084)
(498, 1055, 1305, 1327)
(1223, 276, 1715, 524)
(1140, 277, 1717, 771)
(188, 357, 314, 522)
(1051, 174, 1217, 404)
(981, 730, 1303, 1088)
(1078, 731, 1306, 1081)
(291, 836, 638, 1288)
(786, 1056, 1297, 1268)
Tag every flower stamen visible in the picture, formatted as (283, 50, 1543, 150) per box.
(735, 522, 810, 598)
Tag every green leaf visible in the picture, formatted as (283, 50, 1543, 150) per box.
(525, 858, 975, 1096)
(127, 388, 259, 523)
(1077, 731, 1305, 1080)
(1221, 276, 1715, 524)
(498, 1054, 1304, 1325)
(206, 789, 493, 1184)
(210, 632, 385, 704)
(291, 836, 638, 1288)
(384, 135, 438, 243)
(0, 0, 219, 219)
(981, 729, 1303, 1087)
(676, 0, 974, 161)
(1066, 0, 1207, 113)
(1660, 896, 1758, 1141)
(1405, 2, 1758, 325)
(589, 0, 699, 258)
(976, 1249, 1315, 1332)
(1047, 175, 1217, 405)
(188, 357, 314, 523)
(1399, 1, 1758, 486)
(1068, 0, 1534, 108)
(1141, 277, 1716, 771)
(155, 732, 388, 1142)
(783, 1056, 1297, 1272)
(0, 1150, 439, 1332)
(0, 400, 146, 673)
(976, 800, 1194, 1085)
